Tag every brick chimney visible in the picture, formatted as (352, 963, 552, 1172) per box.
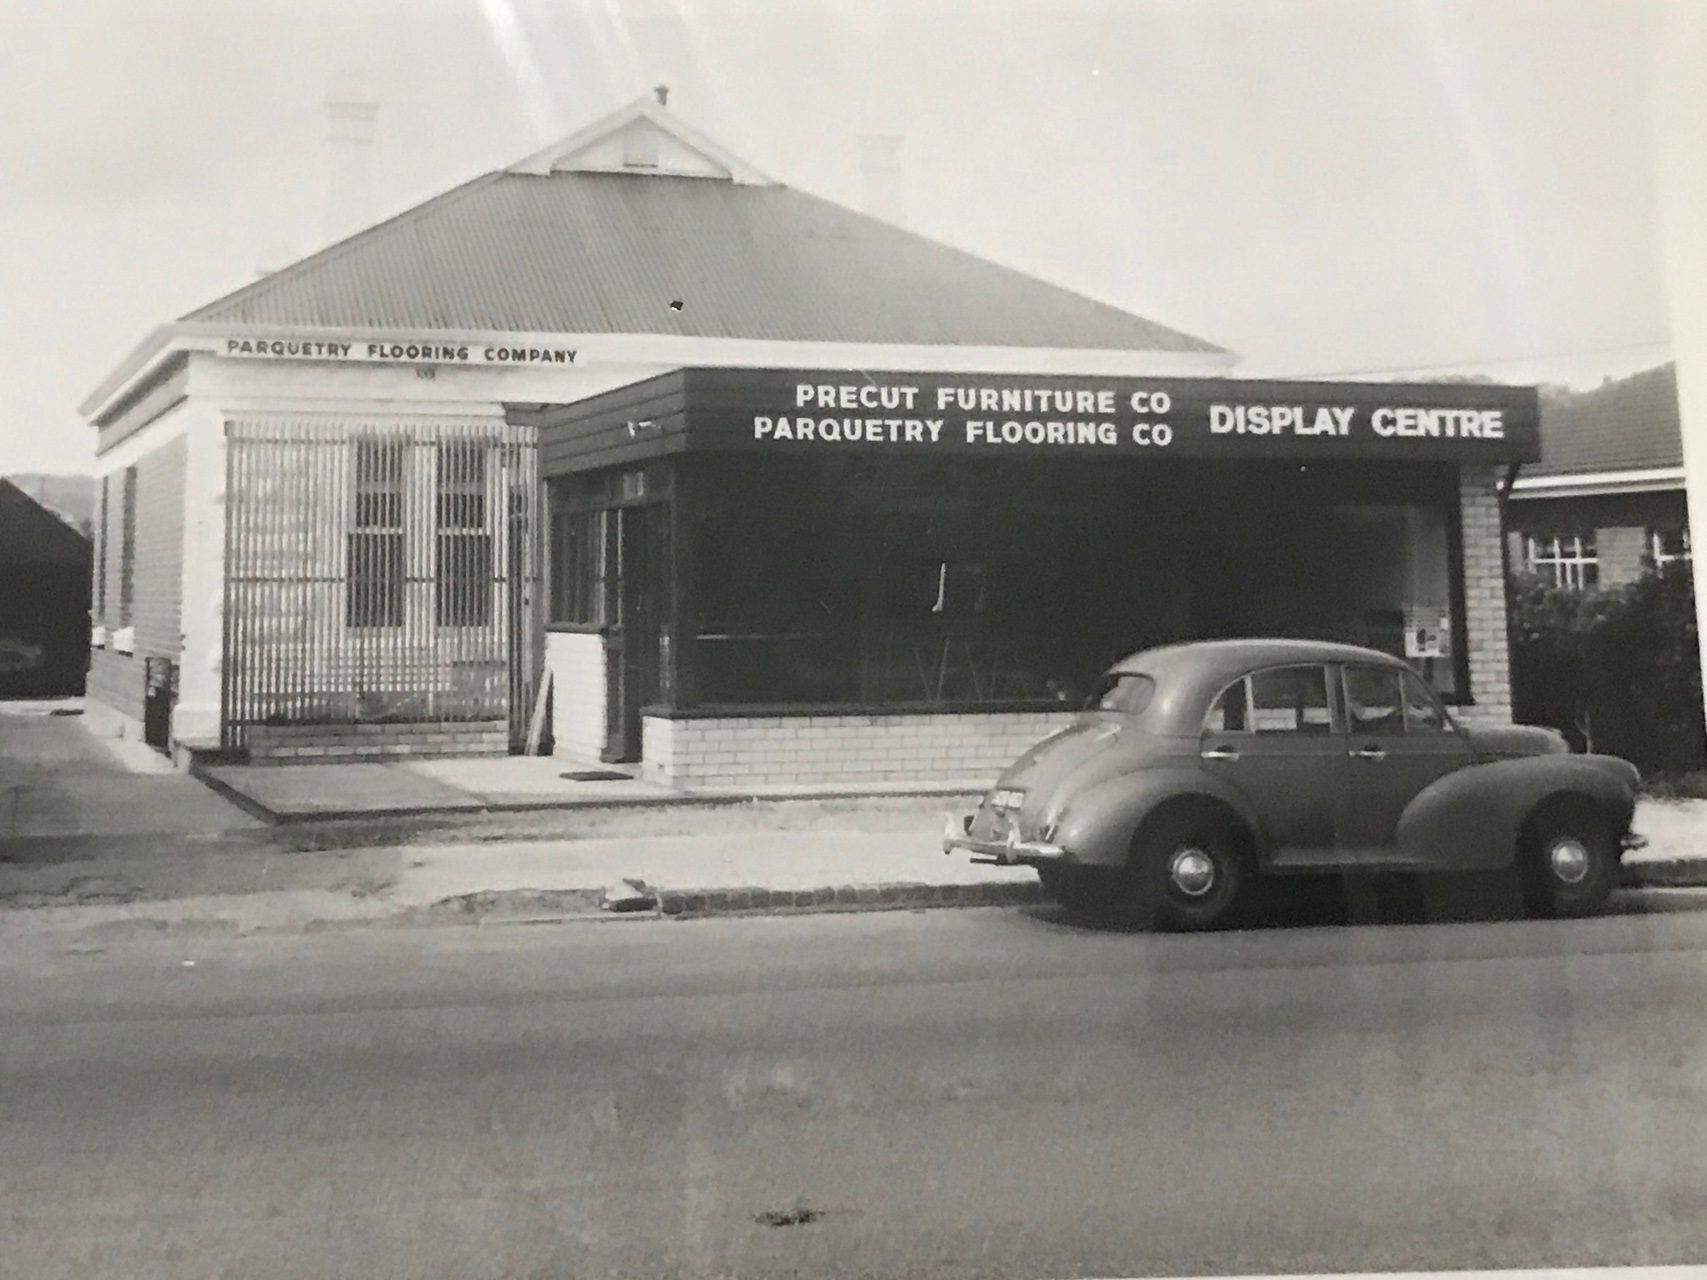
(322, 89, 379, 247)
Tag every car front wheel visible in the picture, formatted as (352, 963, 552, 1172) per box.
(1518, 802, 1618, 919)
(1129, 811, 1246, 931)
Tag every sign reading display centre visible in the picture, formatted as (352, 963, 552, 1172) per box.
(710, 371, 1540, 462)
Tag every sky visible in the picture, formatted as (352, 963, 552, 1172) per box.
(0, 0, 1679, 476)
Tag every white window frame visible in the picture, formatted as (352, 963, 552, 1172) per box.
(1649, 526, 1692, 568)
(1524, 533, 1599, 590)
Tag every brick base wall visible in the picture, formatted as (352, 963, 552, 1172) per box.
(639, 711, 1078, 790)
(244, 720, 509, 764)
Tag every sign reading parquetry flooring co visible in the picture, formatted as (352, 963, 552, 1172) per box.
(690, 369, 1539, 462)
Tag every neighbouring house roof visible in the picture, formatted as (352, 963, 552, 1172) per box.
(180, 97, 1224, 356)
(0, 477, 91, 567)
(1518, 363, 1683, 487)
(4, 473, 95, 533)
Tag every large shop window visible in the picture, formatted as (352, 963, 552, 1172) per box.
(681, 458, 1468, 710)
(1318, 504, 1462, 701)
(434, 441, 492, 627)
(346, 437, 406, 628)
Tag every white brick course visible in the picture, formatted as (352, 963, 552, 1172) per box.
(641, 710, 1077, 788)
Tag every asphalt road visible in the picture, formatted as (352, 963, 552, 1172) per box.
(5, 891, 1707, 1280)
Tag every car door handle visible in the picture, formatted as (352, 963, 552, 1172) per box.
(1350, 745, 1387, 762)
(1201, 746, 1240, 761)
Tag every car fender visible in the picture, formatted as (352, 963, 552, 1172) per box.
(1396, 754, 1640, 871)
(1054, 766, 1265, 869)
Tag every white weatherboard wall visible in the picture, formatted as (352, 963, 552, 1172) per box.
(546, 632, 607, 763)
(85, 396, 195, 744)
(639, 711, 1077, 791)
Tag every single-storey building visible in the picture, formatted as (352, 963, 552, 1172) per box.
(79, 95, 1538, 786)
(1507, 363, 1689, 589)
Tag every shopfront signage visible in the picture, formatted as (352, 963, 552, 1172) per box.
(220, 337, 580, 367)
(710, 371, 1539, 462)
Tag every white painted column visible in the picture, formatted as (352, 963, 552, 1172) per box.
(173, 402, 230, 745)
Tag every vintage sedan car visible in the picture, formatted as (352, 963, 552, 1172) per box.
(944, 638, 1644, 929)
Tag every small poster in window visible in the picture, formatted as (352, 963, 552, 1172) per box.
(1405, 625, 1444, 659)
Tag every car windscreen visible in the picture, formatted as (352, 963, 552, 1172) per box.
(1085, 672, 1156, 716)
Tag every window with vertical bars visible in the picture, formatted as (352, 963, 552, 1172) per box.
(1524, 533, 1598, 590)
(346, 436, 406, 628)
(435, 440, 492, 627)
(118, 466, 138, 626)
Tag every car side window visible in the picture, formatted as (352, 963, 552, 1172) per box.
(1400, 670, 1450, 732)
(1249, 665, 1333, 735)
(1206, 666, 1332, 735)
(1205, 679, 1248, 733)
(1343, 666, 1406, 735)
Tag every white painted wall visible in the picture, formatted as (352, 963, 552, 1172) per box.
(172, 399, 232, 744)
(546, 631, 607, 763)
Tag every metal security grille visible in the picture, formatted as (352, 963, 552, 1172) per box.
(221, 418, 540, 752)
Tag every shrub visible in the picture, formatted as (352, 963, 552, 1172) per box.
(1510, 563, 1707, 773)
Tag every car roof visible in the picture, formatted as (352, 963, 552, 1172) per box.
(1111, 637, 1410, 679)
(1106, 638, 1414, 729)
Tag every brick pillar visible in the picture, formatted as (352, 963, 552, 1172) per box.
(1460, 465, 1513, 724)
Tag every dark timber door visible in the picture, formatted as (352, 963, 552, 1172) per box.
(603, 504, 669, 763)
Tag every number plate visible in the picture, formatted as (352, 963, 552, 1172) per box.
(990, 788, 1026, 811)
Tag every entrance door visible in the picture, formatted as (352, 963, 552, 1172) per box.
(143, 658, 176, 754)
(1198, 664, 1351, 868)
(603, 505, 669, 763)
(1338, 664, 1476, 861)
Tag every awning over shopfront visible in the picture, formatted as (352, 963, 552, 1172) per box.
(519, 367, 1540, 473)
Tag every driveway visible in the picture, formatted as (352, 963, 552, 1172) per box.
(0, 705, 260, 845)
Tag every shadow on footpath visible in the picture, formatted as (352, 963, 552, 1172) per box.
(1020, 873, 1703, 936)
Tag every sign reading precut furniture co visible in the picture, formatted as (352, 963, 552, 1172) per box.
(695, 370, 1539, 462)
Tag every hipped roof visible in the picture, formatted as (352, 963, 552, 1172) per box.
(181, 97, 1224, 357)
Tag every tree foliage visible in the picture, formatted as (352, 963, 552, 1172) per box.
(1510, 563, 1707, 772)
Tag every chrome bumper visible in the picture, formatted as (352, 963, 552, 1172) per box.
(942, 811, 1068, 866)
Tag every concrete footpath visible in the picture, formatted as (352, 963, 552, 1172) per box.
(6, 795, 1707, 940)
(4, 702, 1707, 937)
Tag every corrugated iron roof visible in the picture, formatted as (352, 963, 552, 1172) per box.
(1527, 363, 1681, 478)
(183, 170, 1222, 353)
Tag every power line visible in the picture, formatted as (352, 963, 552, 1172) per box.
(1274, 338, 1674, 380)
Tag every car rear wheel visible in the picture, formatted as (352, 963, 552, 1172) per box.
(1518, 802, 1617, 919)
(1128, 810, 1246, 931)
